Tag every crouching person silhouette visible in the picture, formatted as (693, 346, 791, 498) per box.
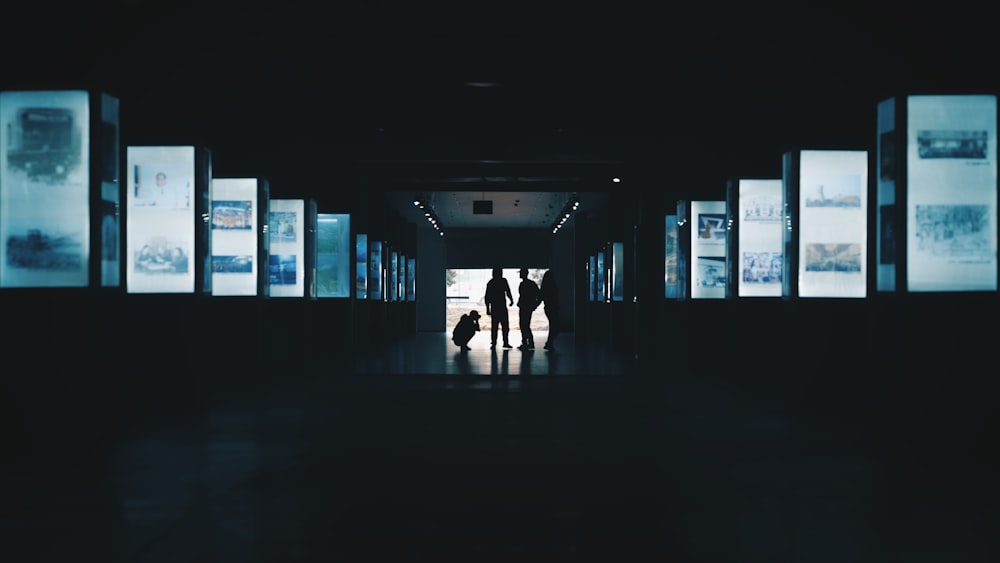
(452, 309, 482, 352)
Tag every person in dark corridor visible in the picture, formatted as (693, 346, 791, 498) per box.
(484, 267, 514, 350)
(540, 269, 560, 352)
(452, 309, 481, 351)
(516, 267, 540, 350)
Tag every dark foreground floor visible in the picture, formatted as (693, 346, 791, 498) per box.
(3, 331, 999, 562)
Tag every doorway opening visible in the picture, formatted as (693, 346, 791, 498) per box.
(445, 268, 549, 336)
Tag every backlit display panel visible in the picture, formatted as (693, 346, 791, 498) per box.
(126, 146, 196, 293)
(1, 90, 90, 287)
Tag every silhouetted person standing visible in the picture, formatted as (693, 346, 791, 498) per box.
(484, 267, 514, 350)
(540, 269, 561, 352)
(516, 268, 540, 350)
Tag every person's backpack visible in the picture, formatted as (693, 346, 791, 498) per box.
(523, 281, 540, 310)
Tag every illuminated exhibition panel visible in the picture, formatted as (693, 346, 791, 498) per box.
(396, 252, 406, 302)
(356, 233, 368, 299)
(737, 179, 784, 297)
(369, 240, 383, 301)
(211, 178, 267, 296)
(0, 90, 97, 288)
(790, 150, 868, 298)
(691, 200, 727, 299)
(611, 241, 624, 302)
(268, 198, 305, 297)
(126, 146, 205, 294)
(406, 257, 415, 301)
(596, 248, 606, 301)
(316, 213, 350, 298)
(664, 215, 680, 299)
(390, 249, 399, 302)
(893, 95, 996, 292)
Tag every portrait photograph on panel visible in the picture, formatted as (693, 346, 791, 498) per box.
(132, 163, 191, 209)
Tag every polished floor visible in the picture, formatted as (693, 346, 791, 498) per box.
(355, 330, 632, 377)
(3, 329, 999, 562)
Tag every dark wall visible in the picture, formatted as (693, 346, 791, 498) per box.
(444, 228, 557, 269)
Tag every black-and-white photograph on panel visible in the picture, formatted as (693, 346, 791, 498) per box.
(797, 150, 868, 298)
(126, 146, 196, 293)
(906, 95, 997, 292)
(0, 90, 90, 288)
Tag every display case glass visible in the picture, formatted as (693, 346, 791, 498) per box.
(268, 198, 305, 297)
(316, 213, 350, 298)
(1, 90, 90, 287)
(737, 179, 783, 297)
(211, 178, 261, 296)
(691, 200, 727, 299)
(125, 146, 197, 293)
(796, 150, 868, 298)
(906, 95, 997, 292)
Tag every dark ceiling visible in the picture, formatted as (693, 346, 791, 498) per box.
(5, 2, 998, 228)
